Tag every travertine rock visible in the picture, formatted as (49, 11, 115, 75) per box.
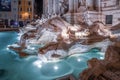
(105, 45, 120, 63)
(79, 42, 120, 80)
(80, 58, 106, 80)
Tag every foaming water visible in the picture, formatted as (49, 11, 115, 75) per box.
(0, 31, 105, 80)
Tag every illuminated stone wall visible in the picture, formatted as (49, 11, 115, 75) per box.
(0, 0, 18, 21)
(43, 0, 120, 26)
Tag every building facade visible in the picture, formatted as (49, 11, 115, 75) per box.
(86, 0, 120, 26)
(101, 0, 120, 26)
(43, 0, 120, 26)
(18, 0, 35, 22)
(0, 0, 18, 26)
(43, 0, 69, 16)
(0, 0, 35, 27)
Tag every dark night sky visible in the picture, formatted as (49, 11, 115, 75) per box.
(35, 0, 43, 16)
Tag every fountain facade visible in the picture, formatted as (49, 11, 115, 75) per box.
(1, 0, 120, 80)
(7, 15, 117, 79)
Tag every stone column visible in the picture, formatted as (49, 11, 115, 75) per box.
(48, 0, 53, 15)
(53, 0, 56, 14)
(53, 0, 60, 14)
(74, 0, 79, 12)
(43, 0, 48, 15)
(69, 0, 74, 12)
(43, 0, 45, 14)
(98, 0, 101, 11)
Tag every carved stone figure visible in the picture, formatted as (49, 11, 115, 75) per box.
(59, 0, 69, 15)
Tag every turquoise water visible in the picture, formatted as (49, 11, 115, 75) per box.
(0, 31, 104, 80)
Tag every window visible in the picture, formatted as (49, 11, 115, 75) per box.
(118, 18, 120, 21)
(28, 1, 31, 5)
(27, 8, 32, 12)
(14, 0, 16, 3)
(19, 7, 22, 11)
(0, 14, 2, 17)
(117, 0, 119, 5)
(19, 15, 22, 19)
(104, 3, 107, 7)
(106, 15, 113, 24)
(4, 14, 7, 18)
(14, 14, 16, 18)
(13, 8, 16, 11)
(19, 0, 21, 5)
(28, 15, 31, 19)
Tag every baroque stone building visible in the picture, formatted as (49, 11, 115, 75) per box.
(0, 0, 35, 27)
(43, 0, 120, 26)
(18, 0, 35, 22)
(0, 0, 19, 26)
(43, 0, 68, 16)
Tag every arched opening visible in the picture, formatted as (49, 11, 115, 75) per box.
(35, 0, 43, 17)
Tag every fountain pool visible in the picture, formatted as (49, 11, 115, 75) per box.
(0, 31, 104, 80)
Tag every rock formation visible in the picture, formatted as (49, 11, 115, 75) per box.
(9, 17, 114, 58)
(79, 42, 120, 80)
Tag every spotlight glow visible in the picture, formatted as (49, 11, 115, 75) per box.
(33, 60, 42, 68)
(54, 65, 59, 70)
(77, 58, 81, 62)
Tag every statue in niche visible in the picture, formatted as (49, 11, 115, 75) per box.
(78, 0, 86, 7)
(78, 0, 86, 12)
(59, 0, 69, 15)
